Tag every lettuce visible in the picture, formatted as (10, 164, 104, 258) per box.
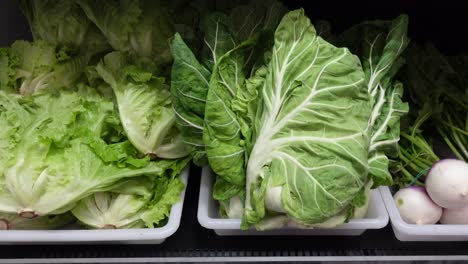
(19, 0, 110, 56)
(95, 52, 189, 158)
(76, 0, 174, 69)
(0, 88, 179, 217)
(1, 40, 90, 95)
(72, 158, 188, 229)
(0, 212, 74, 230)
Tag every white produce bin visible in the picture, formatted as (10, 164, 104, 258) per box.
(198, 167, 389, 236)
(0, 167, 190, 244)
(380, 186, 468, 241)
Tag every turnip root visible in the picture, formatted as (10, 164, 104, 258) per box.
(394, 186, 442, 224)
(426, 159, 468, 209)
(440, 206, 468, 224)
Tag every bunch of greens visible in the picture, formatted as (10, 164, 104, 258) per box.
(0, 0, 192, 230)
(171, 3, 409, 230)
(391, 43, 467, 187)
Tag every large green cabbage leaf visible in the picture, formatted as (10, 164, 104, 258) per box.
(204, 9, 373, 228)
(243, 9, 372, 227)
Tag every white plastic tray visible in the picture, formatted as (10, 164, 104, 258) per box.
(198, 167, 389, 236)
(0, 166, 190, 244)
(380, 186, 468, 241)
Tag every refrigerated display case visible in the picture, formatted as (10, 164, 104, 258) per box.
(0, 0, 467, 262)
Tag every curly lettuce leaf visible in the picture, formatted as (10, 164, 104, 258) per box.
(0, 48, 18, 93)
(0, 89, 177, 216)
(72, 159, 188, 229)
(9, 40, 89, 95)
(95, 52, 189, 158)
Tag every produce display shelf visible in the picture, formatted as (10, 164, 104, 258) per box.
(0, 166, 467, 263)
(1, 0, 468, 262)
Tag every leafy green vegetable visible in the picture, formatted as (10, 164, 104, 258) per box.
(5, 40, 90, 95)
(391, 42, 467, 187)
(170, 0, 286, 167)
(202, 9, 373, 229)
(76, 0, 174, 69)
(337, 15, 410, 187)
(95, 52, 189, 158)
(72, 158, 188, 228)
(0, 212, 74, 230)
(0, 88, 178, 216)
(19, 0, 110, 56)
(403, 43, 467, 162)
(243, 9, 372, 228)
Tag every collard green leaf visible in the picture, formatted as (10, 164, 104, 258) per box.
(9, 40, 90, 95)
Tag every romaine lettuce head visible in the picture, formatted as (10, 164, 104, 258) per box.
(0, 88, 178, 217)
(72, 159, 188, 229)
(76, 0, 174, 69)
(0, 212, 74, 230)
(95, 52, 189, 158)
(6, 40, 90, 95)
(19, 0, 110, 56)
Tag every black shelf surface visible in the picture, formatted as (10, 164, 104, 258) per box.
(0, 166, 467, 262)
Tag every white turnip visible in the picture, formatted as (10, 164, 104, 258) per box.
(440, 206, 468, 224)
(426, 159, 468, 209)
(394, 186, 442, 224)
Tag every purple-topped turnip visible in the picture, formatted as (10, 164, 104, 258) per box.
(393, 186, 442, 224)
(440, 206, 468, 224)
(426, 159, 468, 209)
